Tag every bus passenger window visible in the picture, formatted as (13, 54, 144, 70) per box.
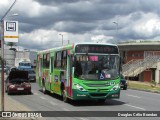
(55, 52, 62, 68)
(62, 59, 67, 69)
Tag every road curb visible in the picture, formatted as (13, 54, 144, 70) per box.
(0, 89, 46, 119)
(128, 88, 160, 94)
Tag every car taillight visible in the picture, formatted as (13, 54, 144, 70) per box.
(26, 84, 31, 87)
(9, 85, 15, 88)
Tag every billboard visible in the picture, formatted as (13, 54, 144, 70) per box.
(3, 20, 19, 42)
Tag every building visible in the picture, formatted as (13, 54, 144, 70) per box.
(0, 49, 16, 67)
(118, 40, 160, 84)
(0, 48, 37, 67)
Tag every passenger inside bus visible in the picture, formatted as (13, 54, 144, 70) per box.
(88, 63, 97, 74)
(74, 55, 119, 80)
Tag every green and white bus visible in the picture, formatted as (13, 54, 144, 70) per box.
(36, 42, 121, 102)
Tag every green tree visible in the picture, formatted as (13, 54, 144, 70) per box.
(7, 42, 16, 48)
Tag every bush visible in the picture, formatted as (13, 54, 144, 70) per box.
(150, 80, 157, 87)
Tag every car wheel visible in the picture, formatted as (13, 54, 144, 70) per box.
(123, 86, 127, 90)
(28, 91, 32, 95)
(7, 89, 11, 95)
(5, 87, 7, 93)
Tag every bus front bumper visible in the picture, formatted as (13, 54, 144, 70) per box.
(72, 89, 120, 100)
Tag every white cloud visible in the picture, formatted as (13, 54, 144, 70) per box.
(133, 13, 160, 37)
(15, 0, 41, 17)
(19, 29, 59, 50)
(2, 0, 160, 50)
(91, 35, 114, 43)
(0, 0, 9, 5)
(19, 29, 90, 50)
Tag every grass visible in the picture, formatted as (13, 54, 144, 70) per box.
(128, 81, 160, 92)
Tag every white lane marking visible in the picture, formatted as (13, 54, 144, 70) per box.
(79, 118, 88, 120)
(127, 94, 141, 98)
(63, 108, 70, 111)
(125, 104, 146, 110)
(49, 101, 57, 106)
(39, 96, 46, 100)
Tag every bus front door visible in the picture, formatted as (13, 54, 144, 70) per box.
(67, 55, 72, 97)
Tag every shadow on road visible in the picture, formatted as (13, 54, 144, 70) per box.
(39, 89, 125, 106)
(70, 99, 125, 106)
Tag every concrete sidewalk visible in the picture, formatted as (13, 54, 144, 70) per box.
(0, 74, 45, 120)
(0, 93, 46, 120)
(0, 94, 31, 111)
(0, 94, 31, 120)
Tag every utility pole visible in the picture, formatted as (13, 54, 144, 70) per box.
(113, 16, 119, 44)
(59, 34, 63, 46)
(1, 0, 17, 111)
(0, 20, 4, 112)
(113, 22, 118, 38)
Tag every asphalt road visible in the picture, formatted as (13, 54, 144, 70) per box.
(3, 82, 160, 120)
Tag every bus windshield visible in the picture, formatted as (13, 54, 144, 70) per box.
(74, 54, 120, 80)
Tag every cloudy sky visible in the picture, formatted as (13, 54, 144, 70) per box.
(1, 0, 160, 50)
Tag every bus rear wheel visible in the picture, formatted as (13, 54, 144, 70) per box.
(42, 82, 46, 94)
(62, 90, 68, 102)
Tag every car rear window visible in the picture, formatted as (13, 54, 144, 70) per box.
(9, 71, 28, 80)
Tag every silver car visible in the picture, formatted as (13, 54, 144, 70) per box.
(28, 70, 36, 82)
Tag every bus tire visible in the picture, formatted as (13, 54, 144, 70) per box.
(62, 90, 68, 102)
(42, 81, 46, 94)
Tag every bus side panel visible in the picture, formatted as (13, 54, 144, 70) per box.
(43, 69, 50, 91)
(52, 69, 61, 95)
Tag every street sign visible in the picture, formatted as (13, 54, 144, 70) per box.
(3, 20, 19, 42)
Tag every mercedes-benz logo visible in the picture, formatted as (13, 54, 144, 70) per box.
(97, 88, 100, 92)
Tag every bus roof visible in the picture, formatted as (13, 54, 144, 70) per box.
(37, 44, 73, 54)
(37, 42, 118, 55)
(74, 42, 117, 46)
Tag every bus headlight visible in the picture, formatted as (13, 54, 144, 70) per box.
(74, 83, 86, 91)
(110, 84, 120, 91)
